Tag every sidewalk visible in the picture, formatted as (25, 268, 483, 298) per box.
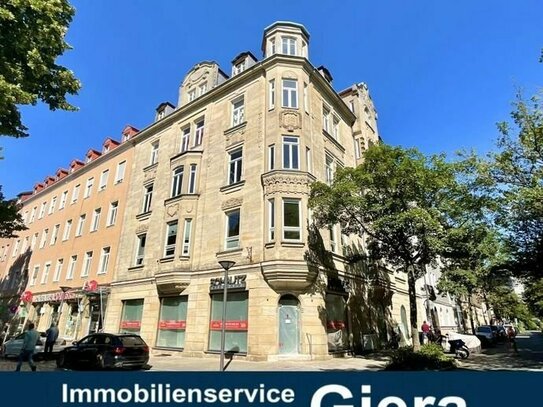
(147, 353, 388, 372)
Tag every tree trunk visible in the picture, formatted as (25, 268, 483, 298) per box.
(407, 267, 421, 351)
(467, 295, 476, 334)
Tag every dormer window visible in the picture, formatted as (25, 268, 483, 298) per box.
(270, 38, 276, 55)
(234, 61, 246, 75)
(282, 36, 297, 56)
(199, 83, 207, 96)
(85, 156, 91, 163)
(188, 89, 196, 102)
(103, 146, 110, 154)
(157, 110, 165, 120)
(122, 133, 130, 142)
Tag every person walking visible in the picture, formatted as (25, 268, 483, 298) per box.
(15, 322, 39, 371)
(44, 323, 59, 358)
(507, 326, 518, 353)
(421, 321, 431, 344)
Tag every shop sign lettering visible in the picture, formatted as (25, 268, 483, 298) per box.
(209, 275, 246, 292)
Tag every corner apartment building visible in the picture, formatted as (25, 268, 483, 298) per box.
(0, 126, 137, 340)
(103, 21, 411, 360)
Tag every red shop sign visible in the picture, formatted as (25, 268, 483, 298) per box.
(327, 320, 346, 330)
(120, 320, 141, 329)
(21, 291, 33, 303)
(159, 320, 186, 330)
(209, 320, 248, 331)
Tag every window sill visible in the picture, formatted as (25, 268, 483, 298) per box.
(322, 129, 346, 153)
(159, 256, 175, 264)
(170, 149, 204, 162)
(265, 242, 276, 248)
(164, 194, 200, 206)
(128, 265, 144, 272)
(219, 180, 245, 194)
(115, 180, 124, 185)
(205, 350, 247, 356)
(153, 346, 184, 352)
(143, 162, 159, 172)
(216, 248, 243, 257)
(136, 211, 152, 221)
(224, 121, 247, 136)
(179, 255, 190, 261)
(281, 241, 305, 248)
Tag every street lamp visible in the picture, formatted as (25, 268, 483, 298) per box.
(218, 260, 235, 372)
(57, 286, 72, 326)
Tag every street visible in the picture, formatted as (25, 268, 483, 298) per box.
(1, 331, 541, 372)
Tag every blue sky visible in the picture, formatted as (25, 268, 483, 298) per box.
(1, 0, 542, 198)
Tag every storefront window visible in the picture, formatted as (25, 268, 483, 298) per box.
(208, 291, 248, 353)
(120, 299, 144, 334)
(64, 303, 80, 338)
(325, 293, 349, 352)
(156, 296, 188, 348)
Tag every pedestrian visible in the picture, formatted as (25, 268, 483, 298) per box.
(421, 321, 431, 344)
(45, 322, 59, 358)
(15, 322, 39, 371)
(507, 326, 518, 353)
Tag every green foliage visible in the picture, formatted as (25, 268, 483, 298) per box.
(385, 344, 456, 371)
(0, 186, 26, 238)
(523, 278, 543, 319)
(0, 0, 81, 138)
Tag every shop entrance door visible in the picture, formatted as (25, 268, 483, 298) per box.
(278, 295, 300, 355)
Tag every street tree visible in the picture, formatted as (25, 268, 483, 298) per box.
(309, 144, 459, 350)
(0, 0, 81, 138)
(0, 186, 26, 238)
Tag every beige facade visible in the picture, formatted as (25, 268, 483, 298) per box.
(0, 126, 137, 340)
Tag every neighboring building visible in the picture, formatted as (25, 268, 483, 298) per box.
(0, 126, 137, 340)
(102, 21, 410, 360)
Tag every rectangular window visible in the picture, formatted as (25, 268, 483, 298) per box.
(50, 224, 60, 245)
(283, 199, 301, 241)
(228, 148, 243, 184)
(150, 141, 159, 165)
(282, 79, 298, 108)
(135, 233, 146, 266)
(12, 239, 20, 257)
(164, 221, 178, 257)
(81, 251, 93, 277)
(188, 164, 197, 194)
(30, 265, 39, 286)
(76, 214, 86, 237)
(182, 219, 192, 256)
(31, 232, 38, 249)
(270, 38, 276, 55)
(330, 226, 337, 252)
(332, 116, 340, 140)
(120, 299, 144, 334)
(41, 263, 51, 284)
(323, 106, 330, 133)
(233, 61, 245, 75)
(349, 100, 355, 114)
(84, 177, 94, 198)
(208, 291, 248, 353)
(53, 259, 64, 282)
(115, 161, 126, 183)
(66, 255, 77, 280)
(225, 209, 240, 250)
(354, 138, 361, 159)
(49, 196, 57, 214)
(107, 201, 118, 226)
(268, 145, 275, 170)
(71, 184, 80, 203)
(194, 120, 204, 146)
(39, 202, 47, 219)
(303, 82, 308, 112)
(326, 293, 349, 351)
(232, 97, 245, 127)
(180, 127, 190, 153)
(63, 219, 72, 241)
(98, 247, 110, 275)
(188, 89, 196, 102)
(99, 170, 109, 190)
(171, 168, 183, 197)
(199, 82, 207, 95)
(30, 206, 36, 223)
(39, 229, 49, 249)
(269, 79, 275, 109)
(90, 208, 101, 232)
(283, 136, 300, 170)
(142, 184, 153, 213)
(306, 147, 312, 173)
(21, 236, 29, 253)
(268, 199, 275, 241)
(325, 154, 335, 185)
(281, 36, 297, 56)
(157, 296, 188, 349)
(59, 191, 68, 209)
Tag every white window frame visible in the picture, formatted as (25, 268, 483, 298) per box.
(354, 138, 361, 159)
(30, 206, 36, 223)
(231, 96, 245, 127)
(39, 229, 48, 249)
(90, 208, 101, 232)
(188, 89, 196, 102)
(48, 196, 57, 214)
(107, 201, 118, 226)
(142, 184, 153, 213)
(180, 126, 190, 152)
(225, 209, 241, 250)
(50, 224, 60, 245)
(194, 120, 204, 146)
(233, 61, 245, 75)
(98, 247, 110, 275)
(268, 144, 275, 171)
(150, 141, 159, 165)
(30, 265, 39, 286)
(188, 164, 197, 194)
(282, 36, 297, 56)
(76, 214, 86, 237)
(323, 106, 331, 133)
(282, 79, 298, 108)
(53, 259, 63, 282)
(303, 82, 308, 112)
(330, 226, 337, 253)
(81, 251, 93, 277)
(164, 221, 178, 258)
(71, 184, 80, 203)
(84, 177, 94, 198)
(63, 220, 72, 241)
(135, 233, 146, 266)
(228, 148, 243, 185)
(41, 262, 51, 285)
(332, 116, 340, 140)
(325, 153, 335, 185)
(12, 239, 20, 257)
(199, 82, 207, 96)
(268, 199, 275, 241)
(182, 219, 192, 256)
(269, 79, 275, 109)
(38, 202, 47, 219)
(99, 170, 109, 190)
(306, 147, 312, 173)
(282, 199, 302, 241)
(270, 38, 276, 55)
(66, 255, 77, 280)
(282, 136, 300, 170)
(59, 191, 68, 209)
(115, 161, 126, 183)
(171, 167, 183, 197)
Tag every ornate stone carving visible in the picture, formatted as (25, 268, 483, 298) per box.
(143, 168, 156, 183)
(135, 224, 149, 234)
(282, 70, 298, 80)
(280, 110, 301, 132)
(166, 203, 179, 218)
(222, 198, 243, 211)
(262, 171, 315, 196)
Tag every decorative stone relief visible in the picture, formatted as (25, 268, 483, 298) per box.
(280, 110, 301, 132)
(262, 172, 315, 196)
(135, 224, 149, 234)
(222, 198, 243, 211)
(166, 203, 179, 218)
(143, 168, 156, 183)
(282, 70, 298, 80)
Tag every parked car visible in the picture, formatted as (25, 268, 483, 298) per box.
(475, 325, 497, 346)
(56, 333, 149, 370)
(1, 331, 66, 358)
